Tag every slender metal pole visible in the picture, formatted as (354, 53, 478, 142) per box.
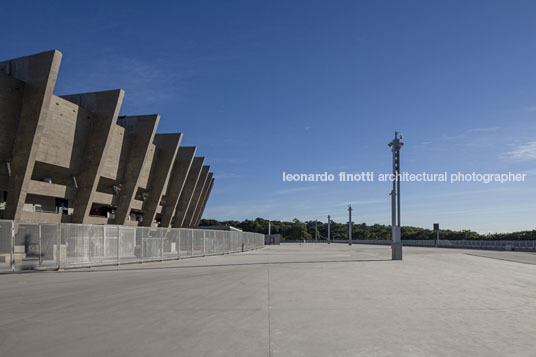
(348, 205, 352, 246)
(327, 215, 331, 244)
(388, 132, 403, 260)
(315, 220, 318, 242)
(397, 150, 401, 240)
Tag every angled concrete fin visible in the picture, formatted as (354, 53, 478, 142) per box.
(141, 133, 182, 227)
(0, 50, 62, 220)
(191, 172, 213, 227)
(194, 178, 214, 226)
(113, 114, 160, 225)
(159, 146, 196, 228)
(171, 157, 204, 227)
(183, 165, 210, 227)
(60, 89, 125, 223)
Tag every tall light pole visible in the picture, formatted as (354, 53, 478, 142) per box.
(388, 132, 404, 260)
(315, 220, 318, 242)
(348, 204, 353, 246)
(327, 215, 331, 244)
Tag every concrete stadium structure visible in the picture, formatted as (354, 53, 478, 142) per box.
(0, 49, 214, 227)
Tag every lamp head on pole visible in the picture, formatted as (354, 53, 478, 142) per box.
(388, 131, 404, 151)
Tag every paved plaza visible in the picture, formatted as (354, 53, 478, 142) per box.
(1, 244, 536, 356)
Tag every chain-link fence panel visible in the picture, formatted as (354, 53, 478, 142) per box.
(178, 229, 192, 257)
(14, 222, 40, 270)
(104, 226, 119, 264)
(2, 220, 265, 270)
(119, 226, 137, 264)
(0, 220, 13, 271)
(163, 228, 180, 260)
(39, 223, 60, 269)
(205, 230, 215, 254)
(61, 224, 106, 266)
(193, 230, 204, 256)
(140, 227, 163, 261)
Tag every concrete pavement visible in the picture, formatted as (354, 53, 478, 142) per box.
(1, 243, 536, 356)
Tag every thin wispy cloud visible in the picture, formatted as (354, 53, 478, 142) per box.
(442, 126, 501, 141)
(214, 172, 241, 180)
(273, 186, 316, 195)
(55, 50, 192, 113)
(466, 127, 500, 133)
(503, 141, 536, 162)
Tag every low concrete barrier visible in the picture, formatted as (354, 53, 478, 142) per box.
(330, 239, 536, 251)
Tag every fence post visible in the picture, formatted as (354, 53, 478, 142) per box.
(203, 231, 206, 256)
(10, 221, 15, 272)
(56, 223, 61, 269)
(161, 234, 164, 262)
(38, 223, 42, 266)
(101, 225, 106, 266)
(178, 229, 181, 260)
(117, 226, 120, 266)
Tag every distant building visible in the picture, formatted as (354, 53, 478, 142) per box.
(265, 234, 280, 245)
(0, 50, 214, 227)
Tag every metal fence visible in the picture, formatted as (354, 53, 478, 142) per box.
(330, 239, 536, 251)
(0, 220, 264, 272)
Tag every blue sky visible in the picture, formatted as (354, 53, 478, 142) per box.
(2, 1, 536, 233)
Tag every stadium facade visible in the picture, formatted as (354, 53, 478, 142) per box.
(0, 50, 214, 228)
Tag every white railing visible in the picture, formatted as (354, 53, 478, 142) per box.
(0, 220, 264, 272)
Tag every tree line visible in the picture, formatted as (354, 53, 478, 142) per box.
(199, 218, 536, 241)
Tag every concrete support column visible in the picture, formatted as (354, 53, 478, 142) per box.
(193, 178, 214, 226)
(159, 146, 196, 228)
(190, 172, 212, 227)
(171, 157, 204, 228)
(183, 166, 210, 227)
(113, 115, 159, 225)
(0, 50, 62, 220)
(140, 133, 182, 227)
(61, 89, 124, 224)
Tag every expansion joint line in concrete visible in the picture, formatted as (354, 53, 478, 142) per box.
(267, 255, 272, 357)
